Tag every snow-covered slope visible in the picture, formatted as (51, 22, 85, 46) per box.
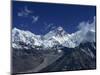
(12, 28, 42, 49)
(44, 26, 75, 48)
(12, 25, 95, 49)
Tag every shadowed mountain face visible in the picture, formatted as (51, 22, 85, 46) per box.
(38, 42, 96, 73)
(12, 48, 44, 73)
(12, 42, 96, 74)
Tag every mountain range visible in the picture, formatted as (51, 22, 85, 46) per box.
(12, 26, 95, 49)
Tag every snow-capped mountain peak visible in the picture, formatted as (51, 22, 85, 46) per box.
(56, 26, 64, 31)
(42, 26, 74, 48)
(44, 26, 69, 38)
(12, 27, 42, 49)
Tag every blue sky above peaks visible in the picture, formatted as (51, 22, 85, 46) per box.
(12, 1, 96, 35)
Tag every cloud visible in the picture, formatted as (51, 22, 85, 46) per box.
(71, 16, 96, 45)
(24, 6, 33, 14)
(40, 23, 55, 34)
(17, 11, 24, 17)
(17, 6, 33, 17)
(44, 23, 55, 31)
(32, 16, 39, 23)
(45, 23, 54, 29)
(78, 16, 95, 33)
(17, 10, 29, 17)
(17, 6, 39, 23)
(78, 16, 96, 42)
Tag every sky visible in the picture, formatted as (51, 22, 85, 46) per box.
(12, 1, 96, 35)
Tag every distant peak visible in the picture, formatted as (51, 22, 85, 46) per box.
(13, 27, 20, 31)
(56, 26, 64, 31)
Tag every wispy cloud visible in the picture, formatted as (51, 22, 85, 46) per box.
(78, 16, 95, 33)
(40, 23, 55, 34)
(24, 6, 33, 14)
(72, 16, 96, 43)
(17, 6, 39, 23)
(17, 6, 33, 17)
(17, 10, 25, 17)
(44, 23, 54, 29)
(32, 16, 39, 23)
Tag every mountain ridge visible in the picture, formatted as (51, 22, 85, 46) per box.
(12, 26, 95, 49)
